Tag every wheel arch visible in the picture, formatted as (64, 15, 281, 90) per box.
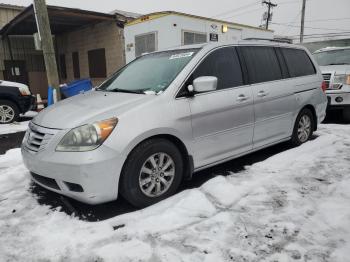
(0, 94, 21, 110)
(301, 104, 318, 131)
(121, 133, 194, 183)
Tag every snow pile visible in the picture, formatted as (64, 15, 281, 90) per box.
(1, 124, 350, 261)
(0, 111, 37, 135)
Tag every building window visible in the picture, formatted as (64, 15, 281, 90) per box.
(72, 52, 80, 79)
(183, 31, 207, 45)
(88, 48, 107, 78)
(135, 32, 156, 57)
(59, 54, 67, 79)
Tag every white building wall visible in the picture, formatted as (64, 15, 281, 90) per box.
(124, 14, 273, 63)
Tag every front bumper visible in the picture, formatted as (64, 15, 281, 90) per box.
(21, 126, 126, 204)
(326, 92, 350, 110)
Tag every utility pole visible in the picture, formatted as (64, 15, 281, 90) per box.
(300, 0, 306, 43)
(33, 0, 61, 101)
(262, 0, 277, 30)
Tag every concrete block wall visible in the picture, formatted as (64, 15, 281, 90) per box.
(56, 21, 126, 87)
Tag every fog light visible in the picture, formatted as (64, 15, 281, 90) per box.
(335, 97, 343, 103)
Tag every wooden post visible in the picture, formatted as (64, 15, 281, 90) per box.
(300, 0, 306, 43)
(33, 0, 61, 101)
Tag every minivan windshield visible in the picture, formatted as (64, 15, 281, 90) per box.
(98, 49, 199, 94)
(313, 48, 350, 66)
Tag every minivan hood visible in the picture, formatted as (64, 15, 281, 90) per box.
(32, 91, 155, 129)
(319, 65, 350, 75)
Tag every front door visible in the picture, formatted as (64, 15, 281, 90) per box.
(188, 47, 254, 168)
(4, 60, 29, 85)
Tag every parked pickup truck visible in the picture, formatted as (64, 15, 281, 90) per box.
(313, 46, 350, 121)
(0, 80, 36, 124)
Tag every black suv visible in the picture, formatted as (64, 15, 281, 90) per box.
(0, 80, 36, 124)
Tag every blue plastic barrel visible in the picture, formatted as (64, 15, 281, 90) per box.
(61, 79, 93, 98)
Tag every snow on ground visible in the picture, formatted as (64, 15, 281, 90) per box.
(0, 111, 37, 135)
(1, 124, 350, 262)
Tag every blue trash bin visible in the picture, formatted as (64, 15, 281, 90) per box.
(61, 79, 93, 98)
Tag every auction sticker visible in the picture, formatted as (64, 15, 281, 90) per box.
(170, 52, 194, 60)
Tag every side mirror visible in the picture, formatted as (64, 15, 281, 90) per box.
(189, 76, 217, 93)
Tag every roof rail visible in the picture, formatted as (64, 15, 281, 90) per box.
(243, 37, 293, 44)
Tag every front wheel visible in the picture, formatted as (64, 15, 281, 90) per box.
(0, 100, 19, 124)
(290, 108, 314, 146)
(120, 138, 184, 208)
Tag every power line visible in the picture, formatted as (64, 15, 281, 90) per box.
(280, 10, 302, 35)
(280, 17, 350, 23)
(271, 22, 350, 32)
(220, 7, 265, 20)
(277, 0, 315, 5)
(288, 32, 350, 39)
(290, 31, 350, 37)
(211, 1, 260, 18)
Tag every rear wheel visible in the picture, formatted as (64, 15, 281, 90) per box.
(120, 138, 184, 208)
(291, 108, 314, 146)
(0, 100, 19, 124)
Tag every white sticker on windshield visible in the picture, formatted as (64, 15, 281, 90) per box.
(169, 52, 194, 60)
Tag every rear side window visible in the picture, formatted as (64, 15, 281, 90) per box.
(193, 47, 243, 90)
(240, 46, 282, 84)
(281, 48, 316, 77)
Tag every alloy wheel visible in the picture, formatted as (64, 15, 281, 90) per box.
(0, 105, 15, 123)
(297, 115, 311, 143)
(139, 152, 175, 197)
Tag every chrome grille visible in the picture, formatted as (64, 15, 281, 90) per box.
(322, 73, 331, 89)
(25, 123, 57, 153)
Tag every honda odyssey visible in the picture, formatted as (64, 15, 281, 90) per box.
(21, 40, 327, 207)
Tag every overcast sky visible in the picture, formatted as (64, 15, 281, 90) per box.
(3, 0, 350, 42)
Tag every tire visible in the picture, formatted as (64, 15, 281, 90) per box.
(342, 108, 350, 122)
(120, 138, 184, 208)
(0, 100, 20, 124)
(290, 108, 314, 146)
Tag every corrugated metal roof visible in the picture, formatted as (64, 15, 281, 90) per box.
(110, 9, 142, 19)
(0, 4, 119, 36)
(0, 3, 25, 11)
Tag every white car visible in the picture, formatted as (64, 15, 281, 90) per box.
(313, 46, 350, 121)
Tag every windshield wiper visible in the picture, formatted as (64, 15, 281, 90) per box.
(108, 88, 145, 94)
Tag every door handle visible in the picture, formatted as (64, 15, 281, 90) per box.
(257, 90, 268, 97)
(237, 94, 248, 102)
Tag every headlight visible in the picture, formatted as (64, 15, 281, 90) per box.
(56, 118, 118, 152)
(332, 74, 350, 89)
(18, 85, 31, 96)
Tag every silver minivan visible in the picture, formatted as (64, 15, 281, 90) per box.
(21, 41, 327, 207)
